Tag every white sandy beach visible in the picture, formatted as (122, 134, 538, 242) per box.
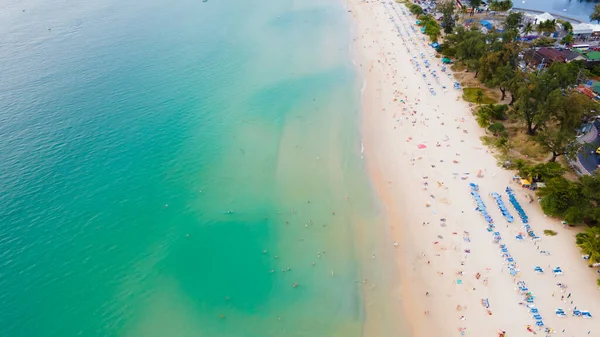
(346, 1, 600, 336)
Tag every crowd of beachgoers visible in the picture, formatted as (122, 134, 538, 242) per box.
(347, 0, 600, 336)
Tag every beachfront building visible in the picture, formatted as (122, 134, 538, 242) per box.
(572, 23, 594, 40)
(525, 47, 586, 68)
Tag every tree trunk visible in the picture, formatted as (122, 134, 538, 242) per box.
(500, 87, 506, 101)
(509, 92, 516, 105)
(527, 122, 534, 135)
(550, 153, 558, 162)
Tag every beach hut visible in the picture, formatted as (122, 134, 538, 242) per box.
(534, 12, 555, 23)
(520, 179, 531, 188)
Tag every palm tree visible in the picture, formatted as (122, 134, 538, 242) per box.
(577, 227, 600, 266)
(470, 0, 483, 16)
(562, 21, 573, 33)
(537, 19, 557, 35)
(523, 22, 533, 35)
(475, 89, 485, 106)
(591, 4, 600, 24)
(476, 109, 491, 128)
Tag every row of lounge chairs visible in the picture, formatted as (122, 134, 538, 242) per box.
(470, 183, 545, 327)
(506, 187, 540, 240)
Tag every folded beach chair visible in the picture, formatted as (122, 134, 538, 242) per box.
(530, 307, 539, 314)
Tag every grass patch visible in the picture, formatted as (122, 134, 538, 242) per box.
(462, 88, 497, 104)
(506, 127, 549, 162)
(543, 229, 557, 236)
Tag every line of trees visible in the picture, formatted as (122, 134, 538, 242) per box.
(405, 0, 599, 281)
(438, 11, 600, 227)
(409, 4, 443, 42)
(539, 173, 600, 226)
(440, 12, 597, 166)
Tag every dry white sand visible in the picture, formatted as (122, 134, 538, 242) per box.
(346, 1, 600, 336)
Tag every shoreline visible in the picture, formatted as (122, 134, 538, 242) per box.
(347, 1, 600, 336)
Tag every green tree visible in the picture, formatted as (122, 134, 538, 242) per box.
(554, 92, 595, 132)
(590, 4, 600, 24)
(532, 162, 566, 181)
(425, 22, 442, 42)
(476, 108, 492, 128)
(562, 21, 573, 32)
(577, 227, 600, 265)
(490, 0, 513, 12)
(523, 22, 534, 35)
(504, 11, 524, 32)
(437, 0, 456, 34)
(409, 4, 424, 16)
(580, 174, 600, 226)
(515, 63, 581, 135)
(469, 0, 483, 16)
(452, 28, 489, 76)
(561, 33, 574, 46)
(475, 89, 485, 106)
(488, 122, 506, 136)
(591, 65, 600, 77)
(518, 162, 566, 182)
(478, 43, 520, 101)
(538, 177, 583, 218)
(534, 128, 578, 162)
(537, 19, 557, 35)
(538, 173, 600, 226)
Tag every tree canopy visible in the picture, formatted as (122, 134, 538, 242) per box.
(539, 173, 600, 226)
(537, 19, 557, 35)
(469, 0, 483, 16)
(489, 0, 513, 12)
(503, 11, 523, 32)
(591, 4, 600, 24)
(437, 0, 456, 34)
(408, 4, 423, 16)
(514, 62, 582, 135)
(576, 227, 600, 265)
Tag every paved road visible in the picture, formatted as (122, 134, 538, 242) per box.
(577, 121, 600, 174)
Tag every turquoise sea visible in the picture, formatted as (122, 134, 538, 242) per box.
(0, 0, 405, 336)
